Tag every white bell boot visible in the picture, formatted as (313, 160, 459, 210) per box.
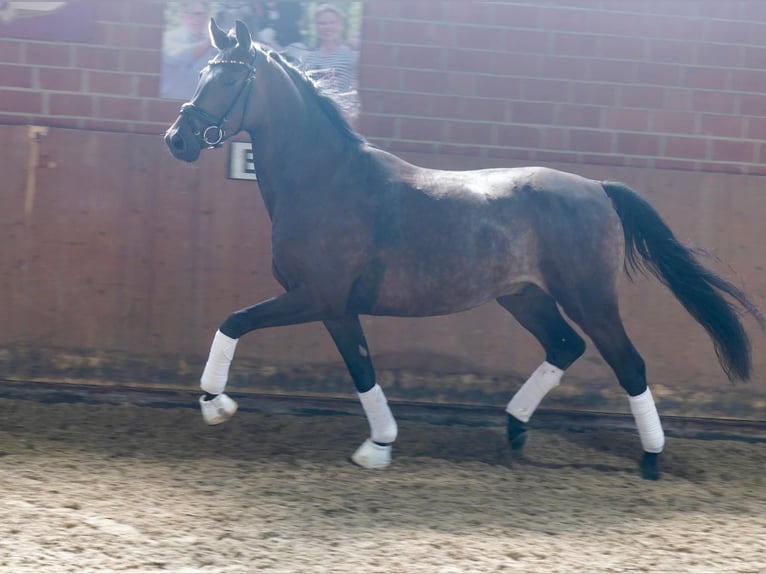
(199, 393, 238, 425)
(351, 438, 392, 469)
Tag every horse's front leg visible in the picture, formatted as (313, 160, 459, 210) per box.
(323, 315, 397, 469)
(199, 286, 328, 424)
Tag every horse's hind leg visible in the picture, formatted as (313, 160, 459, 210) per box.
(497, 284, 586, 450)
(557, 294, 664, 480)
(323, 315, 397, 469)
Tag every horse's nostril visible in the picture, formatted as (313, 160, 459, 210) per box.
(171, 133, 185, 150)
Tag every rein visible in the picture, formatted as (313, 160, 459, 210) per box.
(179, 57, 256, 148)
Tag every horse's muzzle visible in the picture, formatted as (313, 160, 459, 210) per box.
(164, 121, 201, 163)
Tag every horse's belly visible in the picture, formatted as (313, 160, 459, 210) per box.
(369, 264, 534, 317)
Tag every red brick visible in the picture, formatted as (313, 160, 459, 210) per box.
(521, 78, 569, 102)
(123, 50, 161, 74)
(541, 6, 590, 32)
(25, 44, 71, 66)
(97, 96, 143, 121)
(0, 89, 42, 114)
(492, 52, 539, 77)
(127, 1, 164, 26)
(360, 19, 383, 43)
(635, 62, 683, 86)
(744, 46, 766, 69)
(402, 69, 449, 93)
(619, 85, 664, 109)
(505, 29, 550, 55)
(38, 68, 84, 92)
(691, 91, 736, 114)
(475, 75, 518, 100)
(494, 124, 541, 148)
(430, 94, 461, 117)
(569, 82, 617, 106)
(459, 98, 507, 122)
(399, 2, 446, 22)
(454, 25, 506, 52)
(145, 98, 182, 123)
(510, 101, 555, 124)
(387, 140, 436, 156)
(374, 91, 430, 115)
(556, 104, 602, 128)
(600, 36, 647, 61)
(446, 49, 492, 74)
(553, 32, 599, 58)
(383, 20, 437, 46)
(603, 109, 651, 131)
(446, 120, 492, 145)
(358, 66, 401, 91)
(588, 59, 636, 83)
(133, 25, 163, 51)
(704, 19, 752, 44)
(580, 154, 626, 167)
(97, 23, 134, 48)
(695, 43, 744, 68)
(746, 117, 766, 139)
(699, 115, 744, 138)
(0, 40, 21, 63)
(445, 2, 494, 24)
(541, 56, 587, 80)
(664, 136, 708, 160)
(96, 1, 129, 22)
(710, 139, 755, 163)
(739, 93, 766, 117)
(654, 158, 698, 171)
(358, 114, 396, 138)
(360, 42, 396, 67)
(663, 88, 693, 111)
(88, 71, 135, 95)
(616, 133, 660, 156)
(648, 40, 695, 64)
(534, 150, 579, 164)
(569, 129, 613, 153)
(493, 4, 540, 28)
(541, 127, 569, 149)
(651, 110, 697, 134)
(684, 67, 729, 90)
(731, 69, 766, 93)
(447, 72, 475, 97)
(75, 46, 121, 70)
(485, 146, 536, 162)
(49, 93, 93, 116)
(395, 46, 448, 70)
(0, 64, 33, 88)
(398, 117, 444, 141)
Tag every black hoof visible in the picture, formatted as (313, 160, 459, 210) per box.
(640, 452, 660, 480)
(507, 414, 528, 451)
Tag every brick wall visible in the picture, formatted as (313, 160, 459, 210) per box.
(1, 1, 766, 174)
(359, 0, 766, 175)
(0, 0, 179, 134)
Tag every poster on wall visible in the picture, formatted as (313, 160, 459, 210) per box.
(0, 1, 95, 42)
(160, 1, 364, 102)
(161, 1, 364, 182)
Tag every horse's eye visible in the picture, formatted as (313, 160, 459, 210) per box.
(221, 76, 237, 87)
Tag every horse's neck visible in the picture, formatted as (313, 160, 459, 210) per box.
(246, 118, 362, 217)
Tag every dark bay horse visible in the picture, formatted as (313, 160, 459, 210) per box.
(164, 20, 763, 480)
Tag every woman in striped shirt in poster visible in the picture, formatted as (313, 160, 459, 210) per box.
(302, 3, 360, 127)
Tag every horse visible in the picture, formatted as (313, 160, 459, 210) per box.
(164, 19, 764, 480)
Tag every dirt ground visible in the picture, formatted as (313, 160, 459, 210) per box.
(1, 396, 765, 574)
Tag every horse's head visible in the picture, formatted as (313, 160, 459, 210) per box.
(164, 19, 258, 162)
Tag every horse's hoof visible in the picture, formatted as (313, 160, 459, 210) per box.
(199, 393, 238, 425)
(640, 452, 661, 480)
(351, 438, 392, 469)
(507, 414, 528, 451)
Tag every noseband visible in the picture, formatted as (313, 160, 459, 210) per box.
(179, 57, 256, 148)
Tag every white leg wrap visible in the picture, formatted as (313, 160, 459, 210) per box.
(200, 330, 239, 395)
(628, 387, 665, 453)
(358, 384, 398, 444)
(506, 361, 564, 423)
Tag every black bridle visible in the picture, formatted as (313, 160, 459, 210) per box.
(179, 56, 256, 148)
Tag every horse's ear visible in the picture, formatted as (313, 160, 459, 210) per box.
(209, 18, 229, 51)
(235, 20, 252, 50)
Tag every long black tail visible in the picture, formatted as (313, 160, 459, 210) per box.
(603, 181, 764, 382)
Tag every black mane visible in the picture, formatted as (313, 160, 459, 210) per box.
(259, 46, 365, 145)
